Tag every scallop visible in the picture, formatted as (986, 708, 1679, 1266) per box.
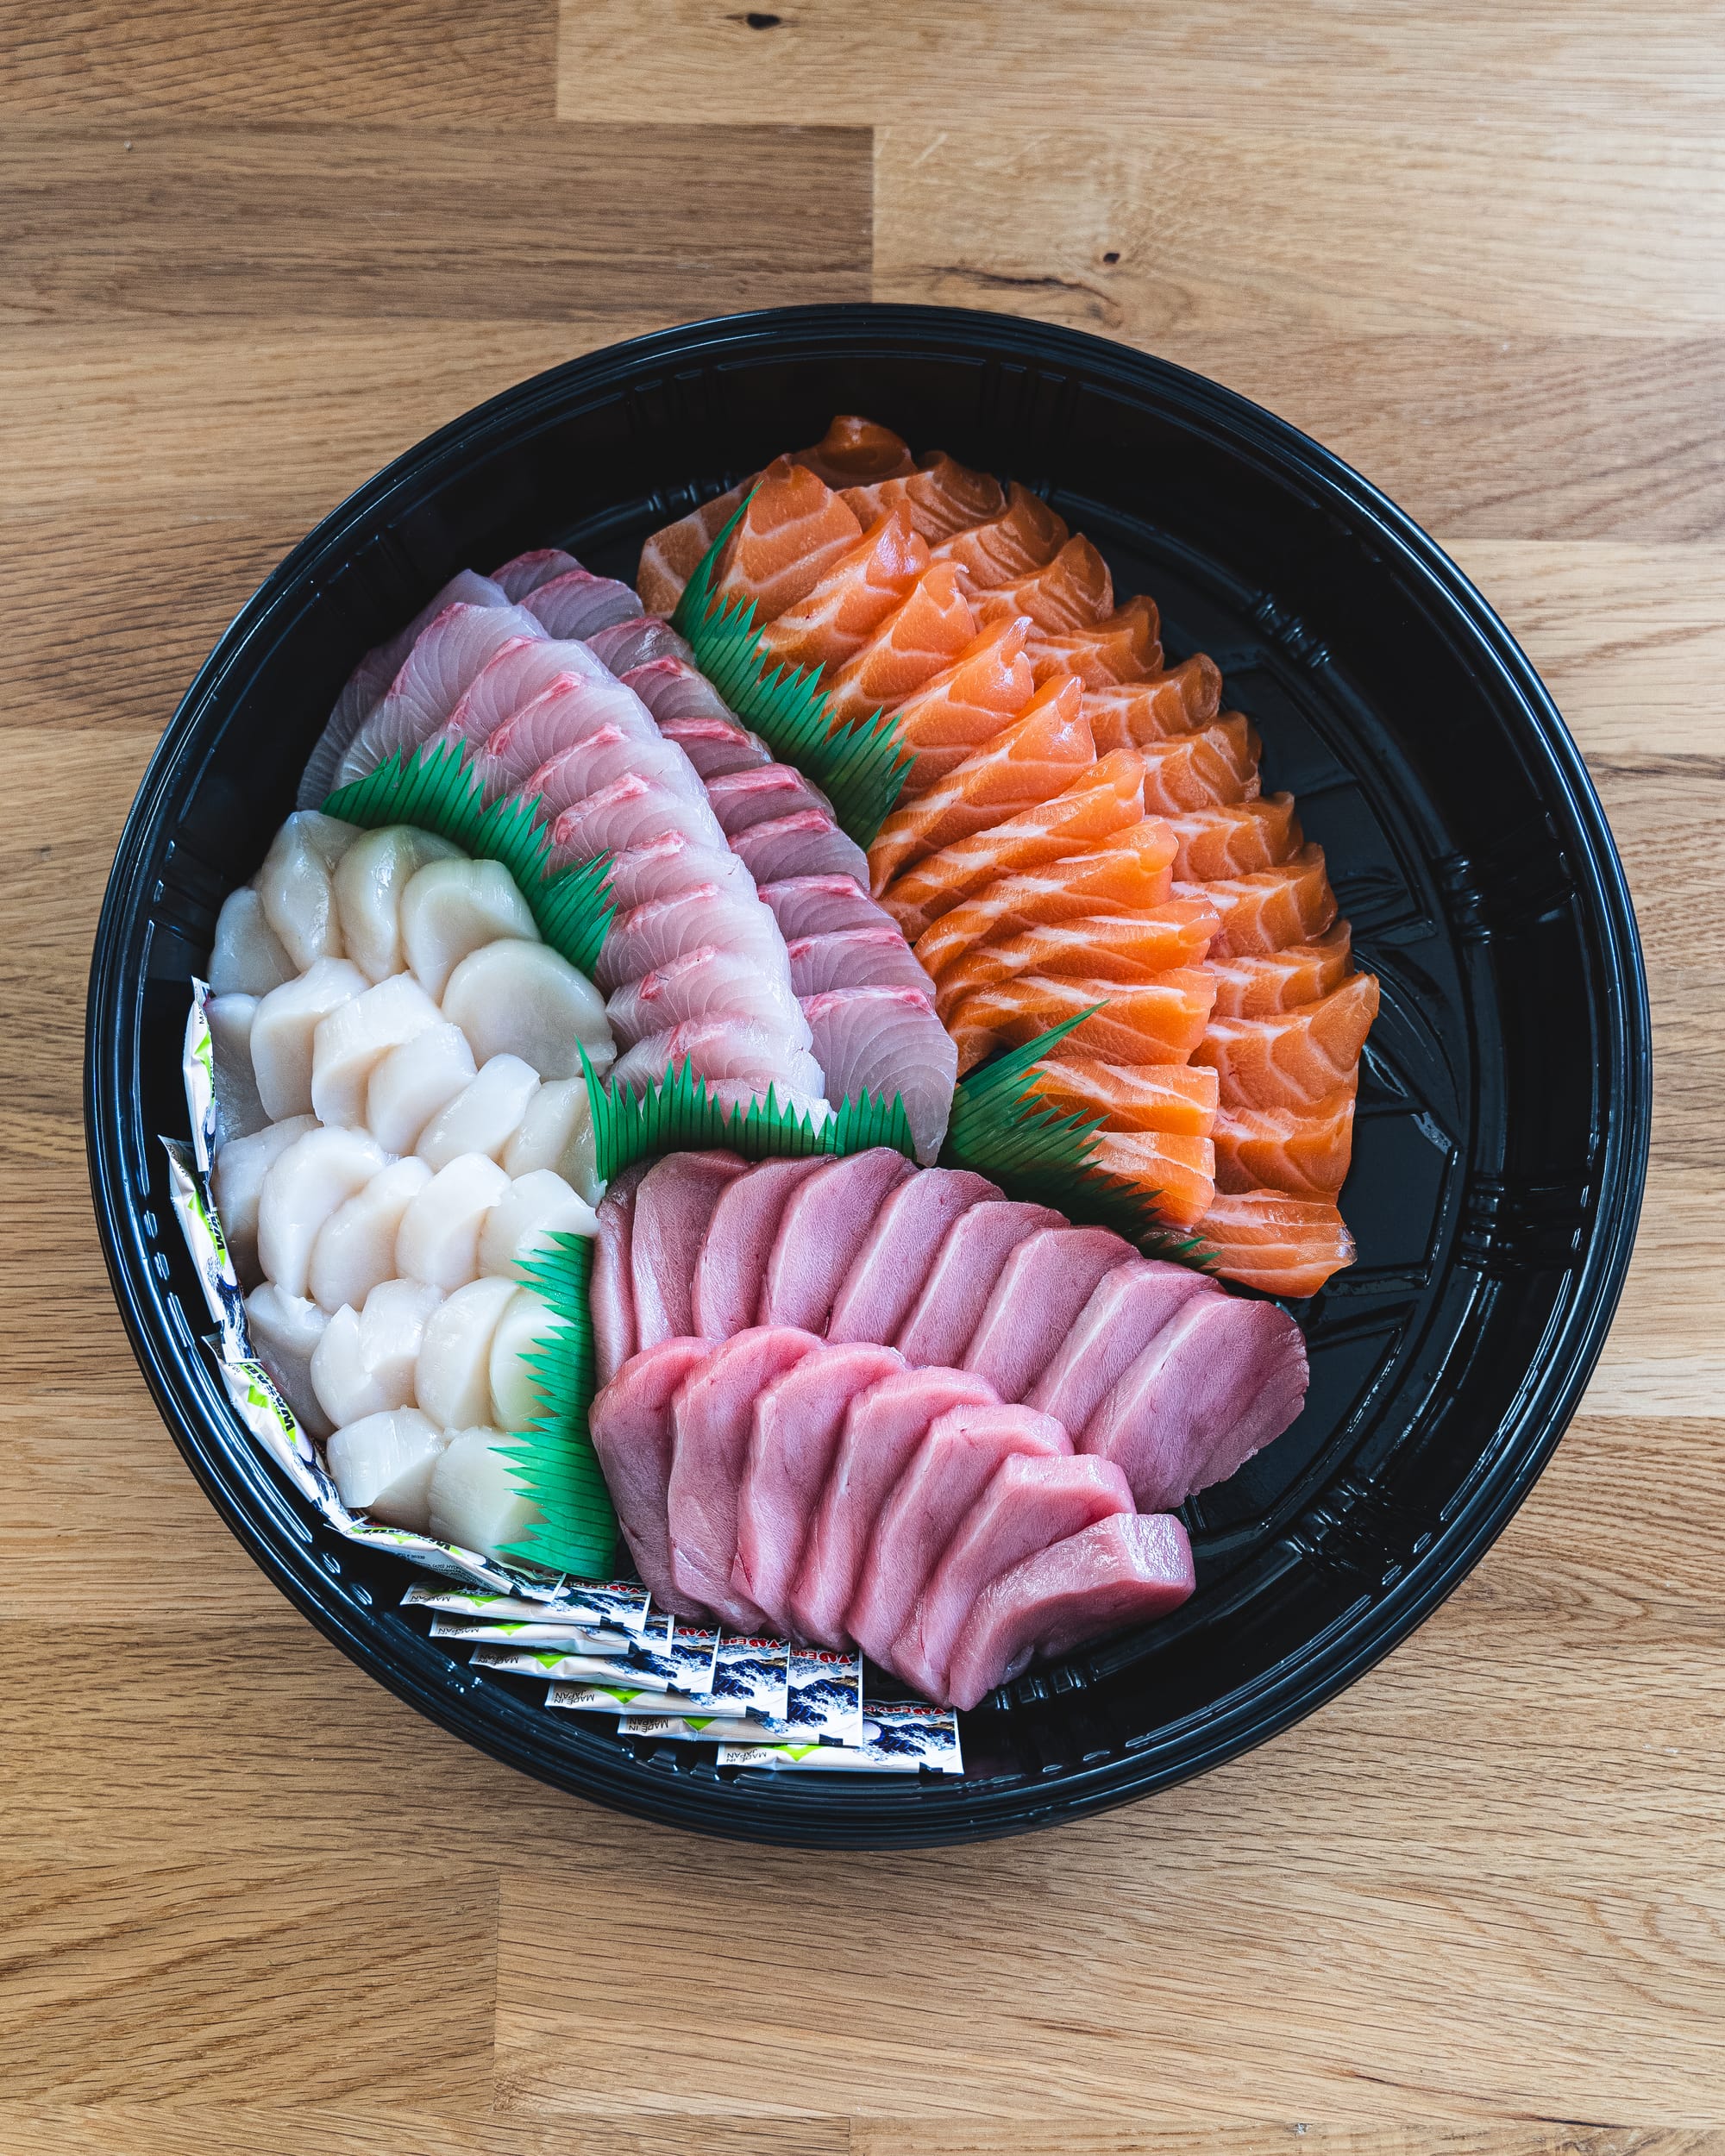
(400, 856, 540, 1000)
(366, 1021, 477, 1156)
(259, 812, 362, 971)
(310, 973, 442, 1127)
(395, 1151, 511, 1289)
(308, 1154, 433, 1313)
(209, 887, 295, 997)
(333, 824, 465, 984)
(210, 1115, 317, 1283)
(256, 1125, 389, 1299)
(488, 1286, 561, 1430)
(207, 991, 267, 1144)
(442, 938, 615, 1081)
(501, 1076, 600, 1205)
(478, 1168, 599, 1281)
(427, 1426, 542, 1559)
(309, 1276, 442, 1428)
(250, 957, 368, 1121)
(415, 1054, 541, 1171)
(244, 1283, 332, 1440)
(325, 1407, 449, 1532)
(414, 1275, 519, 1428)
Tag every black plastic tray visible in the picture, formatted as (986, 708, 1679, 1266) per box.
(85, 305, 1650, 1847)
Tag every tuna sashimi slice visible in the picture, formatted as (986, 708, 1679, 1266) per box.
(895, 1452, 1136, 1696)
(1215, 1080, 1358, 1197)
(732, 1341, 906, 1634)
(896, 1200, 1064, 1370)
(962, 1225, 1138, 1401)
(706, 763, 834, 837)
(1026, 1258, 1217, 1436)
(1169, 793, 1301, 881)
(827, 1167, 1001, 1346)
(1088, 1128, 1216, 1232)
(948, 966, 1217, 1076)
(1195, 1189, 1356, 1297)
(587, 1336, 715, 1617)
(1137, 717, 1263, 817)
(630, 1150, 750, 1352)
(335, 603, 545, 790)
(693, 1156, 831, 1339)
(444, 641, 612, 752)
(759, 1147, 917, 1333)
(890, 617, 1038, 799)
(591, 1163, 648, 1388)
(1027, 1057, 1220, 1138)
(801, 987, 957, 1166)
(787, 928, 936, 998)
(821, 560, 978, 730)
(596, 883, 793, 995)
(944, 1512, 1196, 1711)
(602, 830, 759, 912)
(637, 483, 749, 617)
(712, 456, 864, 625)
(1185, 846, 1338, 959)
(545, 770, 727, 870)
(1079, 1292, 1309, 1509)
(1025, 594, 1162, 689)
(606, 945, 812, 1053)
(928, 480, 1067, 589)
(1208, 923, 1353, 1017)
(841, 451, 1004, 544)
(586, 615, 693, 676)
(759, 875, 900, 941)
(610, 1019, 827, 1110)
(788, 1364, 1000, 1649)
(756, 508, 929, 674)
(520, 724, 708, 821)
(730, 808, 871, 888)
(975, 534, 1113, 633)
(668, 1326, 823, 1627)
(490, 548, 582, 602)
(847, 1401, 1071, 1670)
(1194, 972, 1380, 1110)
(1082, 655, 1223, 751)
(523, 568, 644, 641)
(622, 655, 740, 732)
(930, 901, 1219, 1017)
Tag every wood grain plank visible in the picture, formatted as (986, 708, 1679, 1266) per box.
(0, 2107, 846, 2156)
(851, 2134, 1725, 2156)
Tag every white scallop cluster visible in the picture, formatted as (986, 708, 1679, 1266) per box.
(204, 812, 617, 1557)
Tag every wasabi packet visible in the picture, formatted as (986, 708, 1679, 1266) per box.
(548, 1680, 750, 1719)
(781, 1644, 865, 1746)
(721, 1701, 963, 1774)
(470, 1626, 721, 1695)
(429, 1611, 671, 1657)
(617, 1633, 794, 1737)
(398, 1579, 651, 1633)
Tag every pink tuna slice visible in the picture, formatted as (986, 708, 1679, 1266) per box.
(963, 1225, 1139, 1401)
(1077, 1293, 1309, 1511)
(630, 1150, 750, 1352)
(602, 830, 761, 911)
(443, 640, 612, 751)
(298, 569, 511, 809)
(668, 1326, 823, 1628)
(944, 1511, 1197, 1712)
(655, 714, 775, 780)
(523, 568, 644, 640)
(605, 944, 812, 1054)
(731, 1340, 906, 1634)
(787, 1364, 999, 1649)
(591, 1162, 649, 1388)
(597, 883, 794, 995)
(894, 1451, 1136, 1698)
(622, 656, 741, 730)
(587, 1336, 715, 1617)
(826, 1167, 1000, 1346)
(846, 1401, 1071, 1670)
(730, 808, 871, 887)
(706, 764, 834, 837)
(1026, 1259, 1219, 1436)
(896, 1200, 1064, 1368)
(335, 603, 545, 790)
(545, 770, 728, 870)
(758, 1148, 917, 1333)
(692, 1156, 831, 1339)
(480, 676, 662, 793)
(609, 1018, 827, 1107)
(524, 725, 707, 822)
(787, 927, 937, 998)
(759, 875, 900, 941)
(586, 615, 693, 675)
(801, 987, 957, 1166)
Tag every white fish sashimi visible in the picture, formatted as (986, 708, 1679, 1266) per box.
(207, 991, 267, 1143)
(478, 1168, 599, 1281)
(256, 1125, 389, 1299)
(523, 726, 708, 822)
(759, 874, 896, 940)
(399, 856, 540, 1001)
(490, 548, 583, 602)
(610, 1018, 826, 1105)
(416, 1056, 542, 1171)
(309, 1275, 442, 1427)
(332, 826, 464, 984)
(442, 941, 615, 1081)
(326, 1407, 449, 1532)
(415, 1275, 519, 1428)
(605, 946, 812, 1053)
(801, 986, 957, 1166)
(250, 958, 368, 1121)
(367, 1021, 477, 1155)
(427, 1426, 543, 1558)
(444, 640, 612, 752)
(258, 812, 362, 971)
(487, 1287, 560, 1429)
(523, 569, 643, 640)
(655, 713, 775, 780)
(594, 883, 792, 993)
(245, 1284, 332, 1439)
(787, 928, 937, 998)
(211, 1115, 317, 1282)
(600, 830, 759, 912)
(730, 809, 871, 887)
(396, 1152, 512, 1289)
(209, 887, 295, 997)
(706, 764, 833, 838)
(545, 772, 726, 871)
(310, 974, 442, 1127)
(475, 675, 661, 799)
(621, 656, 749, 733)
(501, 1077, 600, 1205)
(335, 603, 546, 792)
(584, 615, 693, 674)
(308, 1154, 434, 1312)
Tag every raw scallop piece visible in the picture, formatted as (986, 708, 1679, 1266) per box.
(826, 1167, 1000, 1345)
(1180, 847, 1338, 959)
(1087, 1129, 1216, 1232)
(587, 1335, 715, 1614)
(630, 1150, 750, 1351)
(927, 480, 1067, 588)
(895, 1200, 1064, 1370)
(415, 1056, 541, 1171)
(308, 1154, 433, 1313)
(488, 1285, 561, 1428)
(1027, 1056, 1219, 1138)
(396, 1152, 512, 1290)
(944, 1512, 1196, 1711)
(586, 614, 693, 676)
(427, 1426, 542, 1559)
(259, 812, 361, 972)
(889, 617, 1038, 799)
(1193, 972, 1380, 1109)
(366, 1022, 477, 1156)
(591, 1163, 647, 1387)
(730, 808, 871, 888)
(756, 510, 929, 674)
(1135, 716, 1262, 816)
(502, 1076, 600, 1204)
(246, 1284, 331, 1438)
(602, 830, 760, 912)
(444, 638, 612, 749)
(841, 451, 1004, 543)
(975, 534, 1113, 633)
(326, 1408, 448, 1532)
(336, 604, 544, 790)
(712, 456, 864, 624)
(209, 887, 295, 998)
(963, 1225, 1138, 1402)
(212, 1115, 317, 1283)
(706, 763, 833, 837)
(692, 1156, 830, 1340)
(490, 548, 582, 601)
(1214, 1082, 1358, 1197)
(1169, 793, 1301, 881)
(820, 561, 977, 729)
(1195, 1189, 1356, 1297)
(522, 568, 644, 641)
(1024, 594, 1162, 689)
(479, 1168, 598, 1281)
(1083, 655, 1225, 751)
(655, 714, 775, 780)
(310, 1277, 442, 1430)
(930, 901, 1218, 1016)
(787, 927, 937, 998)
(310, 974, 442, 1127)
(597, 883, 791, 994)
(415, 1275, 519, 1429)
(254, 957, 367, 1126)
(442, 939, 615, 1081)
(608, 1019, 826, 1110)
(399, 856, 539, 1002)
(759, 1148, 918, 1333)
(668, 1326, 823, 1627)
(1026, 1258, 1217, 1436)
(1208, 923, 1353, 1017)
(800, 987, 957, 1166)
(255, 1125, 388, 1300)
(759, 875, 901, 941)
(637, 483, 750, 617)
(332, 826, 463, 984)
(605, 945, 811, 1053)
(946, 967, 1216, 1075)
(546, 770, 727, 869)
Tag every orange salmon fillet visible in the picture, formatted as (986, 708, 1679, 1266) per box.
(637, 482, 750, 617)
(911, 824, 1180, 981)
(1026, 594, 1162, 687)
(794, 415, 915, 488)
(1195, 1189, 1356, 1296)
(1182, 846, 1339, 957)
(843, 451, 1005, 543)
(712, 455, 864, 625)
(932, 901, 1219, 1016)
(975, 535, 1113, 633)
(931, 481, 1068, 587)
(881, 749, 1148, 942)
(1195, 972, 1380, 1109)
(1138, 717, 1264, 817)
(1214, 1079, 1358, 1198)
(1169, 793, 1302, 880)
(822, 561, 978, 727)
(1088, 1130, 1216, 1232)
(1209, 923, 1353, 1016)
(1028, 1056, 1218, 1138)
(867, 675, 1093, 895)
(1084, 657, 1224, 749)
(890, 617, 1038, 799)
(948, 968, 1217, 1075)
(756, 510, 929, 674)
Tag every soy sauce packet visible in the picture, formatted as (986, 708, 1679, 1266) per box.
(782, 1645, 864, 1746)
(548, 1680, 750, 1719)
(471, 1626, 720, 1695)
(400, 1580, 651, 1633)
(721, 1701, 963, 1774)
(426, 1611, 669, 1654)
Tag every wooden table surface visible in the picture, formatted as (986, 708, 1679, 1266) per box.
(3, 3, 1722, 2147)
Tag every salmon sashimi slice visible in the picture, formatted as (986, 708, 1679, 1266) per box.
(842, 451, 1005, 543)
(821, 560, 978, 728)
(975, 536, 1113, 633)
(1214, 1079, 1358, 1197)
(910, 824, 1180, 983)
(1182, 845, 1339, 957)
(890, 617, 1038, 799)
(1088, 1130, 1216, 1232)
(868, 676, 1093, 896)
(1084, 656, 1224, 749)
(1169, 792, 1302, 880)
(756, 510, 930, 676)
(947, 968, 1217, 1075)
(879, 749, 1148, 943)
(637, 483, 749, 617)
(1027, 1056, 1219, 1139)
(932, 901, 1220, 1018)
(1026, 595, 1162, 688)
(1209, 922, 1353, 1016)
(712, 456, 864, 626)
(1195, 1189, 1356, 1296)
(1138, 717, 1264, 816)
(1195, 971, 1380, 1109)
(931, 481, 1068, 588)
(794, 415, 915, 488)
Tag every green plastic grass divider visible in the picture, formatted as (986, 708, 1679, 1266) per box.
(495, 1231, 618, 1577)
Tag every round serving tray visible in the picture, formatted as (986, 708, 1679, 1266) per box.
(85, 304, 1650, 1847)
